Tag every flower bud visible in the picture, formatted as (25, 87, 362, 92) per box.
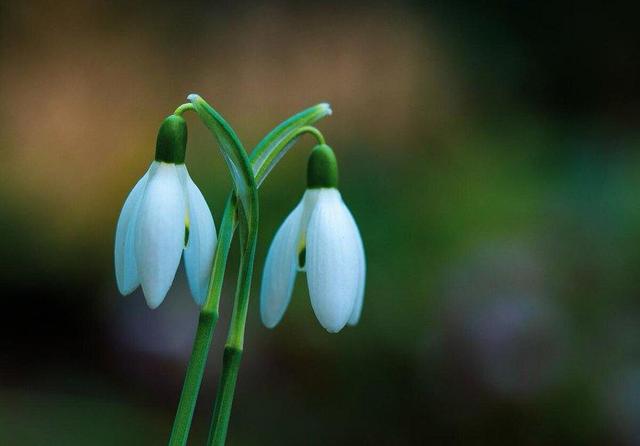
(155, 115, 187, 164)
(307, 144, 338, 189)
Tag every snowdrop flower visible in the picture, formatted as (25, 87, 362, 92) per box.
(260, 145, 365, 332)
(115, 115, 217, 309)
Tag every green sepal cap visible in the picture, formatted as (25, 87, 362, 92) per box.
(307, 144, 338, 189)
(155, 115, 187, 164)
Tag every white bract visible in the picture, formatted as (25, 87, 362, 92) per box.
(260, 188, 365, 333)
(114, 161, 216, 308)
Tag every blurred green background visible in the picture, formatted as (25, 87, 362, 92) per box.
(1, 1, 639, 444)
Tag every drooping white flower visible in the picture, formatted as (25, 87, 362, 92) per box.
(260, 145, 365, 333)
(114, 115, 216, 308)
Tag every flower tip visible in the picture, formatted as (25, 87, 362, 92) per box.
(322, 322, 344, 334)
(142, 281, 170, 309)
(190, 292, 206, 307)
(315, 309, 350, 334)
(320, 102, 332, 116)
(261, 316, 278, 330)
(116, 281, 136, 296)
(144, 296, 163, 310)
(261, 305, 284, 329)
(186, 93, 200, 103)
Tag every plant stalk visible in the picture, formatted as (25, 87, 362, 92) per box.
(168, 311, 217, 446)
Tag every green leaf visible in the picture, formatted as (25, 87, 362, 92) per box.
(250, 103, 332, 186)
(187, 94, 257, 223)
(187, 94, 259, 346)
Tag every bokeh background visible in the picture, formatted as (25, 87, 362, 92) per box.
(1, 1, 639, 444)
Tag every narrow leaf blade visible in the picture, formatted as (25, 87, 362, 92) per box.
(250, 103, 332, 186)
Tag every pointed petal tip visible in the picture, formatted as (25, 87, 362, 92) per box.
(190, 292, 205, 307)
(145, 300, 162, 310)
(260, 315, 279, 330)
(143, 288, 166, 310)
(259, 288, 289, 329)
(320, 320, 346, 333)
(314, 308, 350, 333)
(116, 281, 139, 296)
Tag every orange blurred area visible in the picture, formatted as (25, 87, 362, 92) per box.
(1, 2, 457, 249)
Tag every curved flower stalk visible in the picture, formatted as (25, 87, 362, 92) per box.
(114, 115, 216, 308)
(260, 144, 366, 332)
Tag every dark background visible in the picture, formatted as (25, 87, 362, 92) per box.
(1, 1, 639, 444)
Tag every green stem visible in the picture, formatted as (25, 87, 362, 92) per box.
(207, 346, 242, 445)
(252, 126, 325, 187)
(203, 195, 237, 313)
(168, 311, 217, 446)
(207, 196, 258, 446)
(174, 103, 196, 116)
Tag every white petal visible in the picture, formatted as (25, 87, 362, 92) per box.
(296, 189, 322, 261)
(135, 163, 186, 309)
(260, 201, 304, 328)
(306, 189, 361, 332)
(181, 166, 217, 305)
(347, 212, 366, 326)
(114, 163, 156, 295)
